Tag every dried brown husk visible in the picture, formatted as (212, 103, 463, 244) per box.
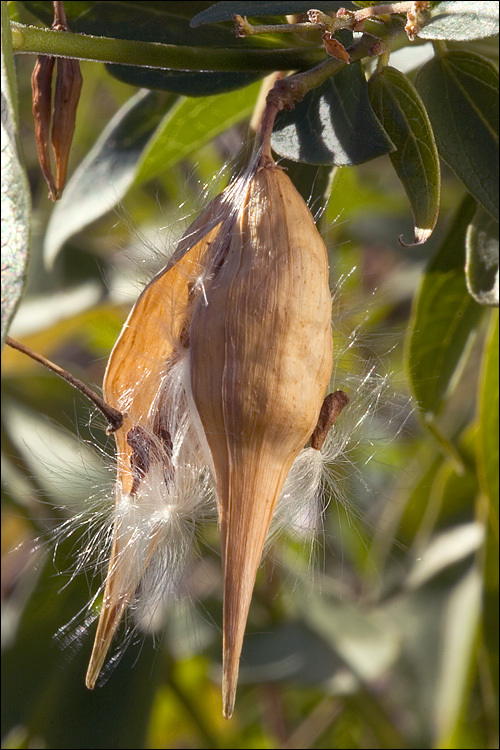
(51, 57, 82, 198)
(85, 194, 229, 689)
(31, 55, 57, 200)
(189, 165, 333, 717)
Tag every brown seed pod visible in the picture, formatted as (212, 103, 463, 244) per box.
(31, 55, 57, 200)
(85, 194, 228, 689)
(189, 165, 333, 717)
(51, 56, 82, 199)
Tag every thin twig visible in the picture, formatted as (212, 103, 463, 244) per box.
(5, 336, 124, 433)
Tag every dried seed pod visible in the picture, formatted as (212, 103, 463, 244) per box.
(189, 165, 333, 717)
(85, 195, 228, 689)
(31, 55, 57, 200)
(51, 57, 82, 199)
(31, 1, 83, 201)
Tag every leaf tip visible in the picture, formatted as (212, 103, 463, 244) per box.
(399, 227, 433, 247)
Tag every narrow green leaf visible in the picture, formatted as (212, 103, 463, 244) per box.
(17, 2, 327, 84)
(415, 50, 499, 219)
(419, 1, 499, 42)
(1, 3, 31, 346)
(133, 81, 261, 186)
(191, 1, 352, 26)
(406, 194, 484, 417)
(466, 207, 499, 306)
(105, 65, 260, 96)
(434, 561, 483, 747)
(368, 66, 440, 246)
(477, 311, 499, 510)
(407, 523, 483, 590)
(238, 622, 338, 685)
(271, 63, 395, 166)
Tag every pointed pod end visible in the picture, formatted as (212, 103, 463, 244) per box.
(222, 640, 242, 719)
(85, 597, 128, 692)
(222, 683, 236, 720)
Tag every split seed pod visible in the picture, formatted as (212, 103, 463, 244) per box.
(189, 165, 333, 718)
(85, 195, 228, 689)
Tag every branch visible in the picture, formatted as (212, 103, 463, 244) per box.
(5, 336, 124, 433)
(11, 22, 325, 71)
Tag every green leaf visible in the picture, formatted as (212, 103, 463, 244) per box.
(477, 311, 499, 510)
(271, 63, 395, 166)
(466, 207, 499, 306)
(1, 3, 31, 347)
(434, 560, 483, 747)
(419, 1, 500, 41)
(191, 1, 353, 25)
(301, 591, 400, 686)
(238, 622, 338, 685)
(406, 194, 484, 417)
(133, 81, 261, 186)
(105, 65, 260, 96)
(415, 50, 499, 219)
(406, 522, 483, 590)
(368, 65, 440, 246)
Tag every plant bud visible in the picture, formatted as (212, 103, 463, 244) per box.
(85, 195, 227, 689)
(189, 165, 333, 718)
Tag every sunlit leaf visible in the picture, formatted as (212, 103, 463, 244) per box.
(406, 194, 484, 417)
(368, 65, 440, 246)
(415, 50, 499, 219)
(419, 1, 499, 41)
(477, 311, 499, 510)
(1, 3, 31, 346)
(301, 591, 400, 686)
(466, 207, 499, 306)
(434, 561, 483, 747)
(271, 63, 395, 166)
(407, 522, 483, 589)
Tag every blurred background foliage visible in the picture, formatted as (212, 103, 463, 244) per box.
(1, 2, 498, 748)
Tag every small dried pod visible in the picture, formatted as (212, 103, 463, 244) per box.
(31, 55, 57, 200)
(189, 165, 333, 717)
(85, 195, 228, 689)
(51, 56, 82, 198)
